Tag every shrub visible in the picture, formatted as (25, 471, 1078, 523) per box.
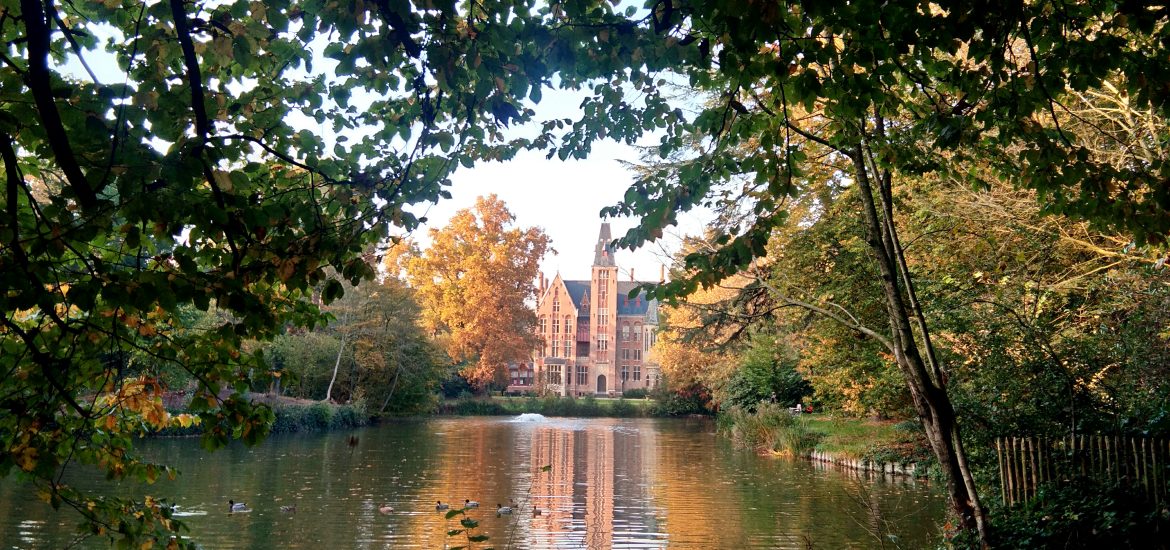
(648, 391, 711, 417)
(718, 403, 821, 456)
(440, 399, 510, 416)
(610, 399, 635, 418)
(268, 402, 368, 434)
(622, 388, 649, 399)
(578, 395, 602, 417)
(956, 479, 1169, 550)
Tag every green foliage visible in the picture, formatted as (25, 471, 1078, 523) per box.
(955, 479, 1169, 550)
(718, 403, 822, 456)
(438, 396, 657, 418)
(609, 399, 636, 418)
(438, 399, 511, 416)
(621, 388, 649, 399)
(647, 386, 715, 417)
(443, 507, 492, 550)
(720, 332, 812, 412)
(2, 0, 665, 541)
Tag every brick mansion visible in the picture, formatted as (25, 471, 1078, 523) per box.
(519, 223, 662, 396)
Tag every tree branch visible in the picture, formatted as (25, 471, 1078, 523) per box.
(21, 0, 98, 209)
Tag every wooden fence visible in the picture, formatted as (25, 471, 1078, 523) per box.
(996, 436, 1169, 507)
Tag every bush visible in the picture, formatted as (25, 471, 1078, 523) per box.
(718, 403, 821, 455)
(622, 388, 649, 399)
(438, 399, 510, 416)
(577, 395, 602, 417)
(956, 479, 1169, 550)
(610, 399, 635, 417)
(648, 391, 711, 417)
(268, 402, 368, 434)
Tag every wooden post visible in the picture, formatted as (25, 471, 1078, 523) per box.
(1027, 437, 1038, 499)
(1131, 437, 1139, 490)
(997, 438, 1006, 506)
(1142, 438, 1151, 499)
(1012, 437, 1021, 505)
(1107, 436, 1115, 484)
(1116, 435, 1123, 483)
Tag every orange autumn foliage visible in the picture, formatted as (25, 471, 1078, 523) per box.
(405, 196, 550, 387)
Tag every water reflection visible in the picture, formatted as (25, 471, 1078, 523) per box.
(0, 417, 944, 549)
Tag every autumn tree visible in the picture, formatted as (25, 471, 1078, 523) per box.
(535, 1, 1170, 543)
(405, 195, 550, 387)
(0, 0, 661, 545)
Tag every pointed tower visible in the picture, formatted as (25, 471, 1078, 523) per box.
(590, 223, 619, 394)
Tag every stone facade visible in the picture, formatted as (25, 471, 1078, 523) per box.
(532, 224, 661, 396)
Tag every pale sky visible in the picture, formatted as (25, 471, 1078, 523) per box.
(410, 131, 708, 283)
(63, 21, 711, 284)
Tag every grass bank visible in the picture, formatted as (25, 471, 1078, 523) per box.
(437, 394, 691, 418)
(718, 403, 933, 471)
(157, 395, 369, 436)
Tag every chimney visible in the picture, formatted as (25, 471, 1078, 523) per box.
(630, 268, 635, 282)
(538, 272, 545, 295)
(659, 264, 665, 283)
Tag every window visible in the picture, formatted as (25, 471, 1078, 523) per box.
(598, 308, 608, 326)
(622, 324, 630, 341)
(599, 271, 608, 302)
(576, 365, 587, 385)
(551, 338, 558, 357)
(598, 334, 608, 351)
(552, 317, 559, 334)
(634, 364, 641, 381)
(564, 316, 572, 338)
(539, 316, 545, 334)
(563, 338, 570, 357)
(621, 348, 629, 360)
(632, 324, 641, 339)
(620, 365, 629, 381)
(549, 365, 561, 385)
(552, 297, 560, 315)
(633, 349, 641, 361)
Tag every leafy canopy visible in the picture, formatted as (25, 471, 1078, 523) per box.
(405, 195, 550, 386)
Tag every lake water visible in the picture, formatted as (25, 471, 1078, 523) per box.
(0, 416, 945, 548)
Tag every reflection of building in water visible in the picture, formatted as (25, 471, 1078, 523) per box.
(529, 420, 662, 549)
(649, 427, 745, 546)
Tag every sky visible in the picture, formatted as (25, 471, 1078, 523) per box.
(62, 17, 712, 284)
(407, 118, 709, 283)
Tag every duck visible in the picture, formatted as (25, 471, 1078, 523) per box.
(435, 500, 449, 511)
(228, 500, 249, 513)
(464, 499, 479, 508)
(378, 504, 394, 514)
(280, 504, 297, 513)
(496, 503, 513, 515)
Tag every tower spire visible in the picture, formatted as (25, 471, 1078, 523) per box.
(592, 223, 616, 267)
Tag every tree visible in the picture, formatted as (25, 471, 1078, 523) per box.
(535, 1, 1170, 544)
(405, 195, 550, 387)
(0, 0, 653, 545)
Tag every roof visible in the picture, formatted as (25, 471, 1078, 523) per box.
(616, 281, 656, 316)
(564, 280, 590, 308)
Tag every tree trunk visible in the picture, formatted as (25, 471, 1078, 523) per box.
(850, 146, 989, 544)
(325, 334, 346, 403)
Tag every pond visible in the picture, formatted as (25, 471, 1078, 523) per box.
(0, 416, 945, 548)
